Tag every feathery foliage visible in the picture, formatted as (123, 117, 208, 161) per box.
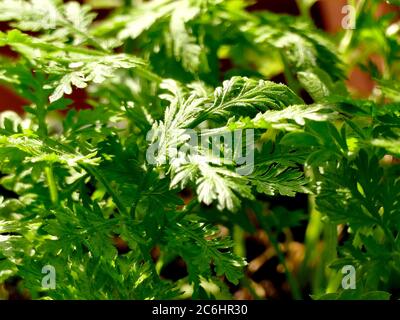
(0, 0, 399, 300)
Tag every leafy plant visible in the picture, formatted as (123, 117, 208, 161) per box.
(0, 0, 399, 300)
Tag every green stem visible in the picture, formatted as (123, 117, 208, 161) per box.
(82, 164, 128, 216)
(303, 194, 338, 295)
(45, 166, 58, 205)
(59, 19, 107, 52)
(35, 94, 48, 138)
(255, 211, 302, 299)
(37, 113, 48, 137)
(135, 66, 163, 83)
(171, 199, 199, 224)
(269, 228, 302, 300)
(324, 223, 339, 293)
(233, 225, 245, 258)
(241, 276, 262, 300)
(296, 0, 313, 21)
(299, 195, 323, 288)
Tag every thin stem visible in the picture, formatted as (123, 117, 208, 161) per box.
(37, 112, 48, 137)
(296, 0, 313, 22)
(36, 88, 56, 206)
(130, 177, 146, 219)
(82, 164, 129, 216)
(324, 223, 338, 293)
(233, 225, 246, 258)
(135, 66, 163, 83)
(299, 194, 323, 287)
(59, 19, 107, 52)
(268, 226, 302, 300)
(172, 199, 198, 223)
(35, 90, 48, 138)
(241, 276, 263, 300)
(255, 210, 302, 300)
(45, 166, 58, 205)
